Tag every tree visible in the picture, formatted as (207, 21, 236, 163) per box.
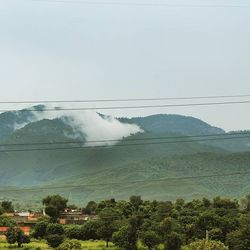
(46, 223, 64, 236)
(159, 217, 175, 238)
(97, 221, 116, 248)
(45, 223, 65, 248)
(241, 195, 250, 211)
(0, 207, 4, 215)
(140, 230, 161, 250)
(5, 227, 16, 245)
(5, 227, 30, 248)
(113, 224, 137, 250)
(164, 232, 182, 250)
(213, 197, 239, 210)
(183, 239, 228, 250)
(194, 211, 220, 239)
(42, 195, 68, 222)
(46, 234, 64, 248)
(17, 231, 30, 248)
(175, 199, 185, 211)
(226, 230, 243, 250)
(81, 220, 100, 240)
(65, 225, 83, 240)
(130, 196, 143, 210)
(226, 215, 250, 250)
(202, 198, 211, 208)
(1, 201, 14, 213)
(83, 201, 97, 214)
(32, 221, 48, 239)
(45, 206, 60, 222)
(57, 239, 82, 250)
(116, 200, 133, 218)
(97, 208, 121, 247)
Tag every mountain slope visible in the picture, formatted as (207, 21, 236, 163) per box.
(0, 105, 45, 141)
(119, 114, 225, 135)
(0, 109, 250, 205)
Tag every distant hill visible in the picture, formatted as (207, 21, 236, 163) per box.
(0, 105, 45, 141)
(0, 107, 250, 205)
(119, 114, 225, 135)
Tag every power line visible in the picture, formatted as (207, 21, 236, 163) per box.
(0, 131, 249, 148)
(2, 100, 250, 113)
(1, 170, 250, 193)
(27, 0, 250, 8)
(1, 94, 250, 104)
(0, 134, 250, 153)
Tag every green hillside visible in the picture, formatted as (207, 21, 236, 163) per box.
(0, 109, 250, 205)
(2, 151, 250, 206)
(120, 114, 225, 135)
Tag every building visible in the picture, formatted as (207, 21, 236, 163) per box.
(59, 210, 98, 225)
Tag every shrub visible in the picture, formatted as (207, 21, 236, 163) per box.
(57, 239, 82, 250)
(32, 221, 48, 239)
(65, 225, 83, 240)
(46, 234, 64, 248)
(46, 223, 64, 235)
(183, 239, 229, 250)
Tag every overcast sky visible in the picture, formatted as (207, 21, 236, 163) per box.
(0, 0, 250, 131)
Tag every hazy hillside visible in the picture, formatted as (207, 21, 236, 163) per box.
(120, 114, 225, 135)
(0, 108, 250, 204)
(0, 105, 45, 141)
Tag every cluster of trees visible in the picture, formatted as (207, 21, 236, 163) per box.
(3, 195, 250, 249)
(29, 195, 250, 249)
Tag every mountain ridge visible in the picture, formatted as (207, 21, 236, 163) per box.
(0, 107, 250, 204)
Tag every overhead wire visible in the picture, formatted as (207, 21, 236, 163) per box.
(2, 100, 250, 113)
(0, 134, 250, 153)
(0, 131, 250, 148)
(1, 94, 250, 104)
(0, 96, 250, 194)
(25, 0, 250, 8)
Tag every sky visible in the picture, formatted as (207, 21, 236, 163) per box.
(0, 0, 250, 131)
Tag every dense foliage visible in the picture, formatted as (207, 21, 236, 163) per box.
(5, 227, 30, 248)
(183, 239, 228, 250)
(8, 194, 250, 249)
(57, 239, 82, 250)
(42, 195, 68, 222)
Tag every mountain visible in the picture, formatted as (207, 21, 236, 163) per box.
(119, 114, 225, 135)
(0, 108, 250, 206)
(0, 105, 45, 141)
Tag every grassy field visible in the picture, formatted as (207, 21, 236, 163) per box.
(0, 239, 116, 250)
(0, 239, 163, 250)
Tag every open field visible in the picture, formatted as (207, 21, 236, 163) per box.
(0, 240, 164, 250)
(0, 240, 116, 250)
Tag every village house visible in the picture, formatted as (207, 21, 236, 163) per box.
(0, 211, 43, 237)
(59, 208, 98, 225)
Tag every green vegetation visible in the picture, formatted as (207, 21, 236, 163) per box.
(57, 239, 82, 250)
(1, 111, 250, 205)
(0, 216, 17, 227)
(183, 239, 228, 250)
(5, 227, 30, 248)
(43, 195, 68, 222)
(0, 239, 115, 250)
(3, 194, 248, 249)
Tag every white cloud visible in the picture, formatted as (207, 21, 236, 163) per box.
(27, 107, 143, 146)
